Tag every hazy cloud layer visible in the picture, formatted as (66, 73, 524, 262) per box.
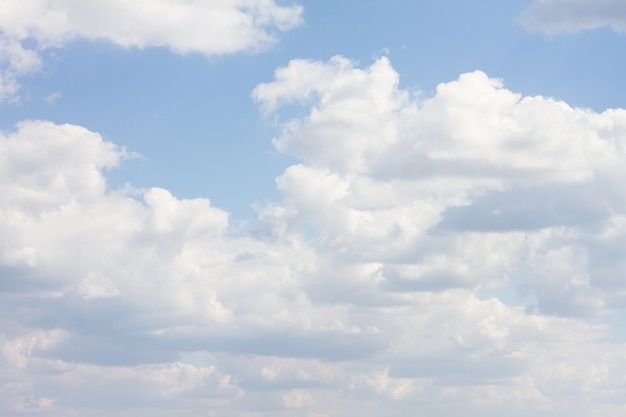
(0, 0, 303, 101)
(3, 57, 626, 415)
(519, 0, 626, 34)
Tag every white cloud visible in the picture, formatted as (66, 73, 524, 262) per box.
(0, 0, 302, 52)
(43, 92, 61, 105)
(254, 56, 626, 316)
(3, 57, 626, 415)
(519, 0, 626, 34)
(0, 37, 41, 102)
(0, 0, 303, 101)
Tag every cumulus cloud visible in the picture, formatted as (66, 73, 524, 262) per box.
(3, 57, 626, 415)
(253, 56, 626, 316)
(519, 0, 626, 34)
(0, 0, 303, 101)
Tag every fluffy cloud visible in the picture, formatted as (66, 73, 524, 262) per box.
(3, 56, 626, 416)
(253, 56, 626, 315)
(0, 0, 302, 52)
(0, 0, 303, 101)
(519, 0, 626, 34)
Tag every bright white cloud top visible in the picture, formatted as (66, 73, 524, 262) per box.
(0, 0, 302, 101)
(2, 1, 626, 417)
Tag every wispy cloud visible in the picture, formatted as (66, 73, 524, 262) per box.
(44, 91, 61, 105)
(519, 0, 626, 34)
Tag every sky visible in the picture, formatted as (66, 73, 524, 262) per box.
(1, 0, 626, 416)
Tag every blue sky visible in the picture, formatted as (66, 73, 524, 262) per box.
(2, 1, 626, 416)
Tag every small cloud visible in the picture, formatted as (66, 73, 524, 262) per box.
(518, 0, 626, 34)
(371, 47, 391, 61)
(44, 91, 61, 105)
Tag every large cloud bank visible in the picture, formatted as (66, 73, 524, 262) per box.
(2, 57, 626, 416)
(0, 0, 303, 101)
(519, 0, 626, 34)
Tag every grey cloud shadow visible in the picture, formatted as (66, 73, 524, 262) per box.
(0, 265, 62, 293)
(434, 183, 610, 232)
(162, 327, 387, 363)
(2, 289, 386, 366)
(379, 264, 476, 293)
(0, 292, 180, 366)
(389, 352, 526, 384)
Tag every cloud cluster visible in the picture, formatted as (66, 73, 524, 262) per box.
(519, 0, 626, 34)
(254, 56, 626, 315)
(0, 0, 303, 101)
(2, 57, 626, 415)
